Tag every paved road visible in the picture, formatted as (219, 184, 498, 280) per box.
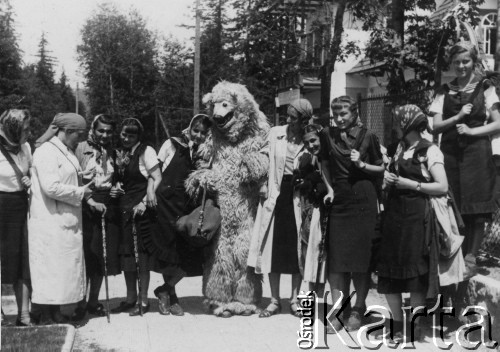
(2, 273, 493, 351)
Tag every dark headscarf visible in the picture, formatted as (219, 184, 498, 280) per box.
(0, 109, 30, 154)
(35, 112, 86, 147)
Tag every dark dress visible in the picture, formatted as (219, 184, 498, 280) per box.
(77, 142, 121, 277)
(439, 77, 498, 215)
(377, 140, 437, 294)
(117, 143, 155, 272)
(271, 174, 300, 274)
(144, 138, 204, 277)
(0, 191, 30, 284)
(319, 125, 383, 273)
(82, 190, 121, 276)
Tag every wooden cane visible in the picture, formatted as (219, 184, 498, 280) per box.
(132, 216, 143, 316)
(101, 213, 111, 323)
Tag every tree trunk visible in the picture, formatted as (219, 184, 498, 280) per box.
(495, 0, 500, 71)
(109, 73, 114, 113)
(320, 0, 346, 115)
(391, 0, 404, 44)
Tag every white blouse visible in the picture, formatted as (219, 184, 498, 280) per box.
(430, 86, 499, 116)
(0, 143, 32, 192)
(400, 144, 444, 181)
(130, 143, 159, 177)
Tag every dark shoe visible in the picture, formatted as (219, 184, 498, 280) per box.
(346, 308, 364, 332)
(16, 318, 36, 327)
(290, 301, 302, 318)
(51, 311, 69, 324)
(154, 288, 170, 316)
(71, 307, 87, 321)
(259, 301, 281, 318)
(87, 303, 107, 317)
(169, 303, 184, 316)
(110, 301, 136, 314)
(129, 303, 150, 317)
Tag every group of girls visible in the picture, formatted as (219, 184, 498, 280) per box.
(0, 110, 211, 325)
(251, 42, 500, 343)
(74, 114, 211, 319)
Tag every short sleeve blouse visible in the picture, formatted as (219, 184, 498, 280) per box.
(0, 143, 32, 192)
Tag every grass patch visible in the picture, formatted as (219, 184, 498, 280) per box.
(2, 325, 74, 352)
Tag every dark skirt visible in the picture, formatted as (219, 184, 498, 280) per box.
(271, 175, 300, 274)
(377, 191, 430, 294)
(143, 182, 204, 277)
(441, 136, 498, 215)
(0, 191, 30, 284)
(119, 208, 155, 273)
(82, 191, 121, 276)
(328, 179, 378, 273)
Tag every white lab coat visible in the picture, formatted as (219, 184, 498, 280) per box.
(248, 125, 306, 274)
(28, 136, 86, 304)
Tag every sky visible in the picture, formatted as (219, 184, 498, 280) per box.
(9, 0, 195, 88)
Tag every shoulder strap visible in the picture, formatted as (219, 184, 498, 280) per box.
(467, 78, 486, 105)
(48, 141, 81, 177)
(0, 142, 25, 188)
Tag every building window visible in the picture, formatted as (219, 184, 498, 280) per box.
(483, 13, 497, 55)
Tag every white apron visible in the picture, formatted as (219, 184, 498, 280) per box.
(28, 137, 86, 304)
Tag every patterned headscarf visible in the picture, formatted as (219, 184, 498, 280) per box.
(391, 104, 429, 173)
(393, 104, 428, 136)
(0, 109, 30, 153)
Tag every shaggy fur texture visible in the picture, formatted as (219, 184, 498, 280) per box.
(185, 81, 270, 315)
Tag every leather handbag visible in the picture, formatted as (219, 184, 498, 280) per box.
(175, 187, 221, 247)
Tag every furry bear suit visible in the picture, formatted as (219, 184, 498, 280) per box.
(185, 81, 270, 316)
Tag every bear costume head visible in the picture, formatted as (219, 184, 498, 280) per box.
(203, 81, 269, 143)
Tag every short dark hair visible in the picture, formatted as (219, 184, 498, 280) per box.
(120, 118, 144, 138)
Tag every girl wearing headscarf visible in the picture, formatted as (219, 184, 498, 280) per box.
(249, 98, 313, 318)
(319, 96, 384, 333)
(29, 112, 92, 324)
(71, 114, 121, 321)
(377, 105, 448, 342)
(430, 43, 500, 269)
(144, 114, 211, 317)
(0, 109, 33, 326)
(110, 118, 161, 316)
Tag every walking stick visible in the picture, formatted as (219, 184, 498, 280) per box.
(101, 213, 111, 323)
(131, 215, 143, 316)
(314, 205, 330, 293)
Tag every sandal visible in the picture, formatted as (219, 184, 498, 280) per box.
(290, 301, 302, 318)
(259, 301, 281, 318)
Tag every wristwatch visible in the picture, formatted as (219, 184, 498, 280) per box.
(416, 182, 421, 192)
(359, 162, 367, 170)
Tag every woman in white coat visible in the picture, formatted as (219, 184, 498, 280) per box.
(29, 113, 92, 324)
(248, 99, 313, 318)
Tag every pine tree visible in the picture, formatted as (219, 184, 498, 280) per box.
(0, 0, 24, 112)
